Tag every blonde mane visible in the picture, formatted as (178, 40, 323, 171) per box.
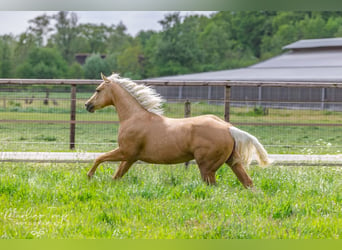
(108, 73, 164, 115)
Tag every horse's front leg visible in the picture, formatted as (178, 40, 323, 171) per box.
(87, 148, 124, 178)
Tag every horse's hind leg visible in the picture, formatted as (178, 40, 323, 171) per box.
(195, 150, 227, 185)
(226, 150, 253, 189)
(112, 160, 135, 180)
(199, 169, 217, 185)
(229, 162, 253, 189)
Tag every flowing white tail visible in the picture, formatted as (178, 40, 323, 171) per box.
(229, 126, 272, 167)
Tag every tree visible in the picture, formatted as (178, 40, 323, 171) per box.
(27, 14, 53, 47)
(104, 53, 118, 75)
(297, 14, 327, 39)
(67, 62, 84, 79)
(106, 21, 133, 54)
(136, 30, 156, 48)
(0, 35, 14, 77)
(82, 54, 110, 79)
(16, 47, 68, 78)
(153, 13, 204, 76)
(77, 23, 116, 53)
(199, 21, 235, 70)
(51, 11, 78, 63)
(117, 44, 144, 79)
(260, 24, 298, 59)
(13, 32, 37, 74)
(5, 10, 342, 80)
(15, 47, 69, 105)
(229, 11, 277, 58)
(139, 31, 161, 77)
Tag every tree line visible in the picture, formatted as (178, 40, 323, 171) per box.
(1, 11, 342, 80)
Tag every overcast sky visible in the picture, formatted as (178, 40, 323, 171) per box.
(0, 11, 216, 37)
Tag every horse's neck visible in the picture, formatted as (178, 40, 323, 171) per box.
(110, 83, 147, 122)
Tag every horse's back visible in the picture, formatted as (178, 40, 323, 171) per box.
(162, 114, 234, 155)
(135, 114, 234, 164)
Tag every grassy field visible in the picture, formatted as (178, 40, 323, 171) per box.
(1, 87, 341, 242)
(0, 162, 341, 239)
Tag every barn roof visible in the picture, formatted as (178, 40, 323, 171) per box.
(283, 37, 342, 50)
(252, 50, 342, 68)
(150, 67, 342, 82)
(149, 37, 342, 83)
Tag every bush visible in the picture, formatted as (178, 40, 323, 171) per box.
(16, 48, 68, 79)
(82, 54, 110, 79)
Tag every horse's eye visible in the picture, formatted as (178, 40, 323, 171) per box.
(96, 90, 100, 93)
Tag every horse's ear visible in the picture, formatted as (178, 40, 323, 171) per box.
(101, 73, 110, 83)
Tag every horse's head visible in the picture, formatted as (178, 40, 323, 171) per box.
(85, 73, 113, 113)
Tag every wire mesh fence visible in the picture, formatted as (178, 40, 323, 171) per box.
(0, 79, 341, 154)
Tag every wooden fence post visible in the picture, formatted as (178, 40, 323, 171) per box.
(184, 99, 191, 168)
(69, 84, 77, 150)
(184, 99, 191, 118)
(224, 85, 231, 122)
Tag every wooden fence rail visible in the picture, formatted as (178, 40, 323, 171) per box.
(1, 78, 342, 149)
(1, 78, 342, 87)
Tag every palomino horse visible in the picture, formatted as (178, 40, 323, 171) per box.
(85, 73, 271, 188)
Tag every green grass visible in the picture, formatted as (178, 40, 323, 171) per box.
(0, 162, 341, 239)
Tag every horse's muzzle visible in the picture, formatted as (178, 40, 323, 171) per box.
(85, 102, 95, 113)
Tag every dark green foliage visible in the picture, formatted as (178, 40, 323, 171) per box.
(51, 11, 78, 63)
(67, 62, 84, 79)
(0, 35, 14, 77)
(152, 13, 204, 76)
(2, 11, 342, 79)
(82, 54, 110, 79)
(16, 47, 68, 79)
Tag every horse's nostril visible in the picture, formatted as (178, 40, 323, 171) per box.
(85, 103, 94, 112)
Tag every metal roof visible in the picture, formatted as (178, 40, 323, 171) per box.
(252, 50, 342, 68)
(283, 37, 342, 50)
(150, 67, 342, 82)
